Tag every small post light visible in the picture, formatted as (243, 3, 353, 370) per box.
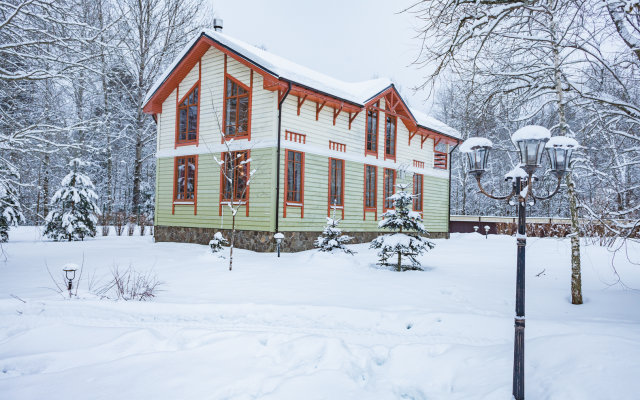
(545, 136, 579, 178)
(460, 137, 493, 177)
(473, 225, 479, 233)
(511, 126, 551, 173)
(484, 225, 490, 239)
(274, 233, 284, 257)
(63, 264, 78, 298)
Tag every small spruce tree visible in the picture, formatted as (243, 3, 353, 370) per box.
(315, 206, 355, 254)
(0, 171, 25, 242)
(44, 159, 100, 241)
(370, 183, 435, 271)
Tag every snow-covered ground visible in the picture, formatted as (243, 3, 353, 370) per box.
(1, 227, 639, 399)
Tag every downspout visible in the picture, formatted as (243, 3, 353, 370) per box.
(275, 81, 291, 233)
(447, 142, 459, 238)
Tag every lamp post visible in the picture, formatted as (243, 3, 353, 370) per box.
(274, 233, 284, 257)
(63, 265, 78, 298)
(459, 126, 578, 400)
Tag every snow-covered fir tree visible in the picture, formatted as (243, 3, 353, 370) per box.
(209, 232, 228, 254)
(44, 159, 100, 241)
(0, 171, 25, 242)
(315, 207, 355, 254)
(370, 183, 434, 271)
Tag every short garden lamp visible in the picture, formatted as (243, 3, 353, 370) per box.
(473, 225, 479, 233)
(459, 137, 492, 177)
(63, 264, 77, 297)
(274, 232, 284, 257)
(484, 225, 490, 238)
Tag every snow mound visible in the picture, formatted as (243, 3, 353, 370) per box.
(459, 137, 493, 153)
(511, 125, 551, 143)
(545, 136, 580, 149)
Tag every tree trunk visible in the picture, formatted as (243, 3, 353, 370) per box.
(229, 213, 236, 271)
(551, 4, 582, 305)
(42, 153, 50, 221)
(567, 172, 583, 304)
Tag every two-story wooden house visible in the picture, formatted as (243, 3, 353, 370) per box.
(142, 27, 461, 251)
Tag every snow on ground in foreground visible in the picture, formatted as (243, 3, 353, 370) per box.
(1, 227, 639, 399)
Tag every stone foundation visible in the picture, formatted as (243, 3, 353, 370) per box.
(154, 225, 449, 252)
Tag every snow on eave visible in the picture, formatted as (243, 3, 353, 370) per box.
(410, 108, 461, 140)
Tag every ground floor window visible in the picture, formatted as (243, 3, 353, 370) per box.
(174, 155, 197, 202)
(284, 150, 305, 218)
(329, 158, 344, 216)
(365, 165, 377, 209)
(221, 150, 249, 202)
(383, 168, 395, 210)
(413, 173, 423, 211)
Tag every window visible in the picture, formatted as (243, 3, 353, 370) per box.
(176, 84, 199, 145)
(329, 158, 345, 215)
(364, 165, 377, 210)
(384, 115, 396, 159)
(286, 150, 304, 203)
(383, 168, 395, 210)
(434, 141, 448, 169)
(366, 102, 379, 155)
(221, 150, 249, 202)
(224, 77, 250, 138)
(174, 155, 197, 202)
(413, 174, 423, 211)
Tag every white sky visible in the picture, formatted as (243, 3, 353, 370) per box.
(210, 0, 437, 112)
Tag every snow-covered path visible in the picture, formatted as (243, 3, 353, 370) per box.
(0, 228, 639, 399)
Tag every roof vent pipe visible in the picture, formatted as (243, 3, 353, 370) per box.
(213, 18, 223, 32)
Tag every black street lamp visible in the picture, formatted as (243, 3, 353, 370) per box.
(460, 126, 578, 400)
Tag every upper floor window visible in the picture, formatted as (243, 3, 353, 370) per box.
(329, 158, 345, 214)
(413, 173, 423, 211)
(385, 115, 396, 159)
(221, 150, 249, 202)
(434, 141, 448, 169)
(177, 84, 199, 145)
(224, 77, 250, 138)
(174, 155, 197, 201)
(286, 150, 304, 203)
(383, 168, 395, 210)
(366, 102, 379, 155)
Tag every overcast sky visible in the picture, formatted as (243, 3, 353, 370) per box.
(209, 0, 438, 113)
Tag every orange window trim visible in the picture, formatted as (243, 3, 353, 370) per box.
(283, 149, 305, 218)
(222, 54, 253, 142)
(172, 155, 198, 215)
(363, 164, 377, 221)
(174, 78, 201, 148)
(327, 158, 345, 218)
(384, 113, 397, 161)
(383, 168, 396, 212)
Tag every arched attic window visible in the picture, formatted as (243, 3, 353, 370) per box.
(176, 84, 199, 145)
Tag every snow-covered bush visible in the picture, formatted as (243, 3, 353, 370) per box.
(315, 215, 355, 255)
(0, 174, 25, 243)
(209, 232, 228, 254)
(44, 159, 100, 241)
(370, 183, 435, 271)
(95, 265, 162, 301)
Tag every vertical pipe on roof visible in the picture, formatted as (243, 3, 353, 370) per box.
(275, 81, 292, 234)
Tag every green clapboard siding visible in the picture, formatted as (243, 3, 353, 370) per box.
(156, 147, 275, 230)
(156, 147, 450, 233)
(278, 151, 450, 233)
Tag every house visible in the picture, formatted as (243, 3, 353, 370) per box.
(142, 25, 461, 252)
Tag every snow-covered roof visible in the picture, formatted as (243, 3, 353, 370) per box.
(144, 30, 460, 140)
